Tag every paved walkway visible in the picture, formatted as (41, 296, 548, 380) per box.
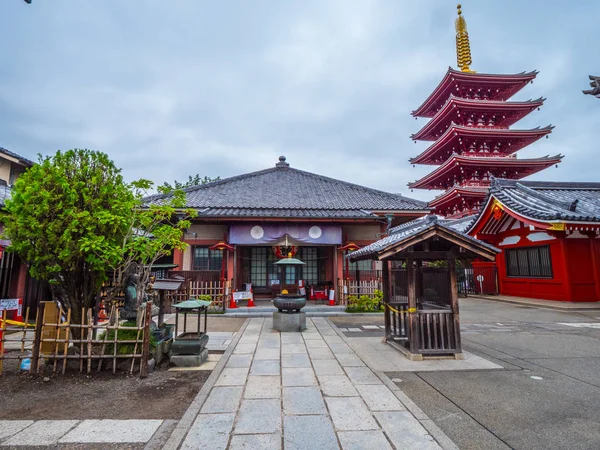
(179, 317, 448, 449)
(470, 294, 600, 310)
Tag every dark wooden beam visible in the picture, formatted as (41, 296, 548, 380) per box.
(448, 259, 462, 353)
(382, 260, 392, 342)
(407, 258, 418, 354)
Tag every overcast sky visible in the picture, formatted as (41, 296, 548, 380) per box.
(1, 0, 598, 201)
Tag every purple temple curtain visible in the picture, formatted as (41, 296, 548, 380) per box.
(229, 224, 342, 245)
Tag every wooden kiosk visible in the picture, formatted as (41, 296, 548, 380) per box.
(348, 215, 499, 360)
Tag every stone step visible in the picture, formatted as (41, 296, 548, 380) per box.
(224, 305, 346, 317)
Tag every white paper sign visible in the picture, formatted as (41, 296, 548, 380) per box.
(0, 298, 21, 314)
(233, 291, 252, 301)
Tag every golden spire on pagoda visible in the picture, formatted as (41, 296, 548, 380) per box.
(455, 4, 475, 73)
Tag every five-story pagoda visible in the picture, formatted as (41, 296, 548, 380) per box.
(409, 4, 563, 218)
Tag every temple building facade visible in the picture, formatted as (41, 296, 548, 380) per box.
(409, 5, 561, 219)
(468, 179, 600, 302)
(149, 156, 429, 299)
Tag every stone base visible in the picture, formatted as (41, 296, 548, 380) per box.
(170, 348, 209, 367)
(171, 334, 209, 355)
(273, 311, 306, 332)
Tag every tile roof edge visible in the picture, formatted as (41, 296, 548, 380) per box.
(0, 147, 34, 166)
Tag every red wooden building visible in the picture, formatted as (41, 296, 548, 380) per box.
(409, 5, 561, 219)
(469, 178, 600, 302)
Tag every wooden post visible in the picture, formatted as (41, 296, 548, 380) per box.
(381, 260, 392, 342)
(407, 258, 418, 354)
(140, 302, 151, 378)
(448, 259, 462, 353)
(333, 246, 339, 304)
(157, 291, 165, 327)
(415, 260, 423, 303)
(30, 302, 45, 374)
(0, 310, 6, 374)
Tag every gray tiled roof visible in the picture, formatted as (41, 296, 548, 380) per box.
(481, 178, 600, 223)
(0, 147, 34, 166)
(146, 157, 430, 219)
(349, 214, 499, 261)
(0, 185, 11, 208)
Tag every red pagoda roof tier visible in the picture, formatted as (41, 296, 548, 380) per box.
(408, 153, 564, 190)
(410, 124, 554, 165)
(412, 68, 538, 118)
(428, 185, 488, 208)
(411, 96, 545, 141)
(428, 186, 487, 219)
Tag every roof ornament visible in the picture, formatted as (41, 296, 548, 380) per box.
(569, 199, 578, 212)
(583, 75, 600, 98)
(455, 4, 475, 73)
(276, 155, 290, 168)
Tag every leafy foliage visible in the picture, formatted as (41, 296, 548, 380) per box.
(99, 321, 157, 356)
(161, 174, 220, 191)
(2, 149, 196, 326)
(346, 290, 384, 312)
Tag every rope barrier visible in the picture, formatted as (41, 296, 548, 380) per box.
(0, 319, 34, 328)
(385, 304, 417, 314)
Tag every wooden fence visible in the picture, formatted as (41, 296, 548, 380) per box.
(188, 280, 229, 312)
(0, 302, 152, 377)
(163, 279, 229, 312)
(337, 279, 382, 305)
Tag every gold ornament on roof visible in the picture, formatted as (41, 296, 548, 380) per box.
(455, 4, 475, 73)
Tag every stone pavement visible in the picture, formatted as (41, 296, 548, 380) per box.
(0, 419, 166, 447)
(179, 317, 452, 449)
(346, 336, 502, 372)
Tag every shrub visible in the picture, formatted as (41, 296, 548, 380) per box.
(346, 291, 384, 313)
(99, 321, 157, 356)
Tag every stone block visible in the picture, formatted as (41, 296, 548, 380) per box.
(250, 359, 281, 376)
(375, 411, 441, 449)
(317, 375, 358, 397)
(0, 420, 33, 441)
(338, 430, 393, 450)
(245, 375, 281, 399)
(344, 366, 382, 385)
(355, 384, 405, 412)
(229, 433, 281, 450)
(325, 397, 379, 431)
(283, 415, 338, 450)
(170, 348, 208, 367)
(181, 413, 235, 450)
(4, 420, 78, 446)
(171, 334, 209, 355)
(282, 368, 316, 386)
(273, 312, 306, 332)
(312, 359, 344, 376)
(283, 387, 326, 415)
(234, 399, 281, 434)
(59, 419, 163, 444)
(201, 387, 243, 413)
(214, 367, 250, 386)
(281, 353, 311, 368)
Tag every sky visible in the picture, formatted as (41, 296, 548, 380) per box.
(0, 0, 598, 202)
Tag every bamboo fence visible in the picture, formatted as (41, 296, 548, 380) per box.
(337, 279, 382, 305)
(188, 280, 229, 312)
(0, 302, 152, 377)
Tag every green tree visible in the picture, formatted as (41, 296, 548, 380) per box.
(161, 174, 220, 191)
(2, 149, 194, 327)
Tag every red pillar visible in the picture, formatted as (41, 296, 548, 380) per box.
(173, 248, 184, 272)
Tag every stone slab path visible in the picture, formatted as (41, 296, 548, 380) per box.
(180, 317, 446, 449)
(0, 419, 166, 447)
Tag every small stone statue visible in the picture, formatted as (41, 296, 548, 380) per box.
(122, 273, 140, 320)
